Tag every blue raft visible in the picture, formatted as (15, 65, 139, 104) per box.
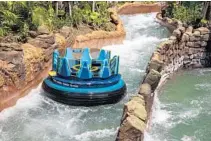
(42, 47, 126, 106)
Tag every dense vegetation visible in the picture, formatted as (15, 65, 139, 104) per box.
(0, 1, 120, 38)
(165, 2, 210, 27)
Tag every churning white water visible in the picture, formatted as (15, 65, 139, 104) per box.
(0, 13, 169, 141)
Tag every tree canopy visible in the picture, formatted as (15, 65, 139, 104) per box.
(0, 1, 120, 38)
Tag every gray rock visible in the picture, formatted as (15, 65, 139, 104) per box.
(148, 60, 163, 72)
(173, 29, 181, 38)
(138, 83, 151, 97)
(189, 35, 200, 41)
(201, 34, 209, 41)
(169, 36, 177, 40)
(186, 42, 200, 48)
(28, 31, 38, 38)
(200, 41, 207, 47)
(181, 33, 189, 42)
(193, 31, 201, 37)
(178, 26, 186, 33)
(144, 69, 161, 90)
(186, 26, 193, 33)
(195, 27, 210, 35)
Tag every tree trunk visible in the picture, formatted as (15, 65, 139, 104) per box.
(68, 1, 72, 17)
(92, 1, 95, 12)
(55, 1, 59, 16)
(202, 2, 211, 20)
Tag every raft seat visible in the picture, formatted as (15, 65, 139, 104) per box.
(97, 49, 107, 61)
(65, 48, 76, 68)
(58, 57, 72, 77)
(77, 61, 92, 79)
(99, 59, 111, 79)
(65, 48, 74, 59)
(81, 48, 92, 66)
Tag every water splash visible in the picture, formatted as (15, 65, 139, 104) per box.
(0, 13, 169, 141)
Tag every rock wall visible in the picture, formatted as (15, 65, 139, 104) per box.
(118, 3, 161, 15)
(116, 14, 211, 141)
(0, 26, 66, 111)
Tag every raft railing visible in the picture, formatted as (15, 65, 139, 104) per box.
(51, 48, 119, 79)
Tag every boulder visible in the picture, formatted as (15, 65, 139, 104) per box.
(193, 30, 201, 37)
(169, 35, 177, 40)
(118, 115, 145, 141)
(148, 59, 163, 72)
(151, 52, 161, 61)
(172, 29, 181, 38)
(0, 42, 22, 51)
(200, 41, 207, 47)
(189, 35, 200, 42)
(28, 34, 55, 49)
(195, 27, 210, 35)
(125, 97, 147, 121)
(0, 51, 23, 65)
(110, 12, 119, 24)
(37, 25, 50, 35)
(144, 69, 161, 90)
(178, 26, 186, 34)
(181, 33, 190, 42)
(201, 34, 209, 41)
(186, 42, 200, 48)
(130, 95, 145, 103)
(138, 83, 151, 97)
(186, 26, 193, 33)
(28, 31, 38, 38)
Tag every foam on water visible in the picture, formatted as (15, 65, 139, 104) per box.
(0, 13, 169, 141)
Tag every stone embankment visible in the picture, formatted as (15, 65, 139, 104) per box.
(0, 9, 125, 111)
(116, 13, 211, 141)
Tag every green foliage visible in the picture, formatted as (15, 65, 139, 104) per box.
(0, 1, 123, 38)
(32, 4, 55, 31)
(201, 18, 208, 24)
(172, 3, 202, 23)
(166, 2, 203, 26)
(0, 27, 7, 36)
(32, 7, 48, 26)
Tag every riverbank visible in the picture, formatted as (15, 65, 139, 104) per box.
(0, 9, 125, 111)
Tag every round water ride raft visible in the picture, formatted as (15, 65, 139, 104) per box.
(42, 47, 126, 106)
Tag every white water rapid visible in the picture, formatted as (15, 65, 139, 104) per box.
(0, 13, 169, 141)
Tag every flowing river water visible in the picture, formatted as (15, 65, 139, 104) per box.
(0, 13, 169, 141)
(145, 68, 211, 141)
